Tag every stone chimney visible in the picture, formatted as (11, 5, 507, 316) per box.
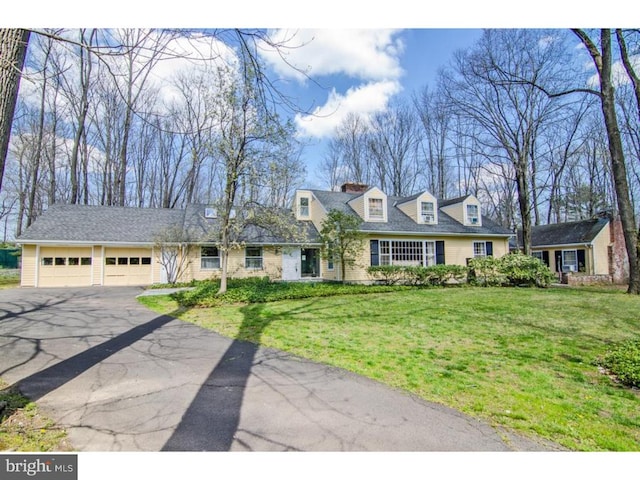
(340, 182, 369, 194)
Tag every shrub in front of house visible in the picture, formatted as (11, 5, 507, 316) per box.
(468, 253, 554, 287)
(598, 339, 640, 388)
(367, 264, 467, 286)
(498, 253, 556, 287)
(467, 256, 504, 286)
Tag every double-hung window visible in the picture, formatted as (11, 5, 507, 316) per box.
(299, 197, 310, 217)
(467, 204, 479, 225)
(245, 247, 263, 269)
(473, 241, 486, 257)
(201, 246, 220, 269)
(421, 201, 435, 223)
(368, 198, 384, 220)
(562, 250, 578, 272)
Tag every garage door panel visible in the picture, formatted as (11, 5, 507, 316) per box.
(39, 247, 93, 287)
(104, 248, 152, 286)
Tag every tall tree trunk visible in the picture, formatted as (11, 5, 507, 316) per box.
(0, 29, 30, 193)
(574, 29, 640, 293)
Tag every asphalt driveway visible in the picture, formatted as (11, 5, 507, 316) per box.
(0, 287, 560, 451)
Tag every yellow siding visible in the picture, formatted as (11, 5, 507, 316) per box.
(348, 194, 365, 219)
(591, 223, 611, 275)
(92, 246, 103, 285)
(309, 193, 328, 232)
(20, 245, 36, 287)
(441, 203, 464, 224)
(396, 199, 417, 222)
(185, 246, 282, 282)
(345, 235, 510, 283)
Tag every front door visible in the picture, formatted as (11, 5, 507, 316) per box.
(282, 248, 301, 281)
(301, 248, 320, 277)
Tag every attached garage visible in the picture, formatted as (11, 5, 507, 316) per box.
(103, 247, 154, 286)
(38, 246, 93, 287)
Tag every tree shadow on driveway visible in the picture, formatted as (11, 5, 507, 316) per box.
(162, 302, 272, 451)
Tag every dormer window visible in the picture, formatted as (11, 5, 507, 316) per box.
(299, 197, 310, 217)
(466, 204, 479, 225)
(421, 201, 435, 224)
(368, 198, 384, 220)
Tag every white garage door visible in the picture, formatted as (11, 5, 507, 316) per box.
(38, 247, 93, 287)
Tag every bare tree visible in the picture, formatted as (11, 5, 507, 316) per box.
(368, 99, 421, 196)
(414, 85, 452, 198)
(441, 29, 570, 255)
(572, 29, 639, 293)
(0, 29, 30, 194)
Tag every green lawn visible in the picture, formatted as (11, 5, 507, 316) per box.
(139, 285, 640, 451)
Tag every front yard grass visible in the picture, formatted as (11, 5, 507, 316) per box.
(139, 285, 640, 451)
(0, 379, 71, 451)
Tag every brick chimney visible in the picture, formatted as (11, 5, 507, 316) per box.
(340, 182, 369, 193)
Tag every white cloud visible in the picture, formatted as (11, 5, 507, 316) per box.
(294, 80, 402, 138)
(261, 29, 404, 83)
(260, 29, 406, 139)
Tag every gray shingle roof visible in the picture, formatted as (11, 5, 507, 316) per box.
(182, 204, 321, 244)
(17, 204, 185, 244)
(17, 203, 320, 245)
(514, 216, 610, 248)
(310, 190, 511, 236)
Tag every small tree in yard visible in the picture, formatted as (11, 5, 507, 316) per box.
(153, 225, 192, 285)
(319, 209, 365, 282)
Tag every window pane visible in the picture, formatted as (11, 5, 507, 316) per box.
(81, 257, 92, 266)
(201, 257, 221, 269)
(201, 246, 219, 257)
(368, 198, 384, 219)
(425, 241, 436, 266)
(245, 246, 263, 268)
(421, 202, 435, 223)
(141, 257, 152, 265)
(106, 257, 116, 265)
(118, 257, 128, 265)
(41, 257, 53, 266)
(467, 205, 479, 224)
(473, 242, 486, 257)
(299, 197, 310, 216)
(55, 257, 66, 266)
(68, 257, 79, 266)
(130, 257, 140, 265)
(246, 258, 263, 269)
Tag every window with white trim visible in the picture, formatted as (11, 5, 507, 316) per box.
(299, 197, 310, 217)
(467, 204, 479, 225)
(378, 240, 436, 266)
(532, 251, 544, 262)
(245, 246, 263, 269)
(473, 241, 487, 257)
(562, 250, 578, 272)
(201, 246, 220, 269)
(421, 201, 435, 223)
(368, 198, 384, 220)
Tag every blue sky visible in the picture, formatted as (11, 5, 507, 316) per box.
(6, 0, 629, 191)
(253, 28, 484, 187)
